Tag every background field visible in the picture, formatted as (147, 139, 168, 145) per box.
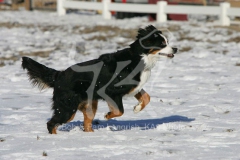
(0, 11, 240, 159)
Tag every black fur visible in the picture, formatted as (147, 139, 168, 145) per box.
(22, 57, 60, 90)
(22, 25, 173, 134)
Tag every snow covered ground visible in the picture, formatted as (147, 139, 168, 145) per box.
(0, 10, 240, 159)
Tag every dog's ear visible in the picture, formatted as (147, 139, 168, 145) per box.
(137, 25, 161, 39)
(145, 25, 163, 35)
(145, 25, 157, 32)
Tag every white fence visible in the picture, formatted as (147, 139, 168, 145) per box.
(57, 0, 240, 26)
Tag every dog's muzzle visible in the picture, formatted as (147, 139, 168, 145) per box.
(159, 47, 178, 58)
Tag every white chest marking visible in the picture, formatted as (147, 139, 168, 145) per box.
(128, 70, 151, 96)
(126, 53, 158, 96)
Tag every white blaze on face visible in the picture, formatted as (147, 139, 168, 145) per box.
(158, 34, 174, 54)
(160, 34, 168, 45)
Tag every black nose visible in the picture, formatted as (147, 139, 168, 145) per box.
(172, 48, 178, 54)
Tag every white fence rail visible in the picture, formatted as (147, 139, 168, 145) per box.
(57, 0, 240, 26)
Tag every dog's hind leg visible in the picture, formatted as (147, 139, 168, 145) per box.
(79, 100, 98, 132)
(47, 110, 77, 134)
(47, 101, 78, 134)
(105, 96, 124, 120)
(67, 112, 76, 123)
(133, 89, 150, 113)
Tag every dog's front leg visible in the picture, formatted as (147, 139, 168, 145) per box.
(105, 96, 124, 120)
(133, 89, 150, 113)
(80, 100, 98, 132)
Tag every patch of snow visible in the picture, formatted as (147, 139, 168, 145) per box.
(0, 10, 240, 160)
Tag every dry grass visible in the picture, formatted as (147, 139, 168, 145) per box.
(0, 138, 5, 142)
(235, 63, 240, 66)
(180, 47, 192, 52)
(42, 151, 48, 156)
(0, 21, 239, 67)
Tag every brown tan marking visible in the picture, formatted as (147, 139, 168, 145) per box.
(149, 49, 161, 55)
(51, 126, 57, 134)
(50, 123, 61, 134)
(79, 100, 98, 132)
(105, 102, 123, 120)
(134, 89, 150, 112)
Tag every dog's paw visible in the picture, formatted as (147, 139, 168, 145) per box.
(133, 104, 142, 113)
(104, 113, 109, 120)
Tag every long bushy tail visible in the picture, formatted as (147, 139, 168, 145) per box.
(22, 57, 60, 90)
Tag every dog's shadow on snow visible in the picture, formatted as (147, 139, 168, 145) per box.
(59, 115, 195, 132)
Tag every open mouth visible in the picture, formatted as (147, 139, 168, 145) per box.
(167, 54, 174, 58)
(159, 53, 174, 58)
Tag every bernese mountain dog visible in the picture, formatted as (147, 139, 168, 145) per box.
(22, 25, 177, 134)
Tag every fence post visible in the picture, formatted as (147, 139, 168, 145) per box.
(219, 2, 230, 26)
(102, 0, 111, 20)
(157, 1, 167, 23)
(58, 0, 66, 16)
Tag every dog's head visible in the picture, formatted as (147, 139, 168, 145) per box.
(132, 25, 177, 58)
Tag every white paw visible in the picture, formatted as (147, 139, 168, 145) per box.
(133, 104, 142, 113)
